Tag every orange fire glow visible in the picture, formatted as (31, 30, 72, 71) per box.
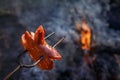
(80, 21, 91, 51)
(76, 20, 91, 51)
(76, 20, 92, 64)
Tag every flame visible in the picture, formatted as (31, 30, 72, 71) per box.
(80, 21, 91, 51)
(76, 20, 92, 64)
(76, 20, 91, 51)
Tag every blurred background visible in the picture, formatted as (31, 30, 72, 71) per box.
(0, 0, 120, 80)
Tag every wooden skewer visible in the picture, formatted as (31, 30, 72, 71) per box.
(53, 37, 64, 48)
(3, 32, 64, 80)
(3, 55, 43, 80)
(44, 32, 55, 39)
(17, 32, 55, 63)
(3, 65, 21, 80)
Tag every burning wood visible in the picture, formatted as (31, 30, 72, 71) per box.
(75, 20, 92, 65)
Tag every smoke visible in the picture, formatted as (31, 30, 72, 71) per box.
(1, 0, 119, 80)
